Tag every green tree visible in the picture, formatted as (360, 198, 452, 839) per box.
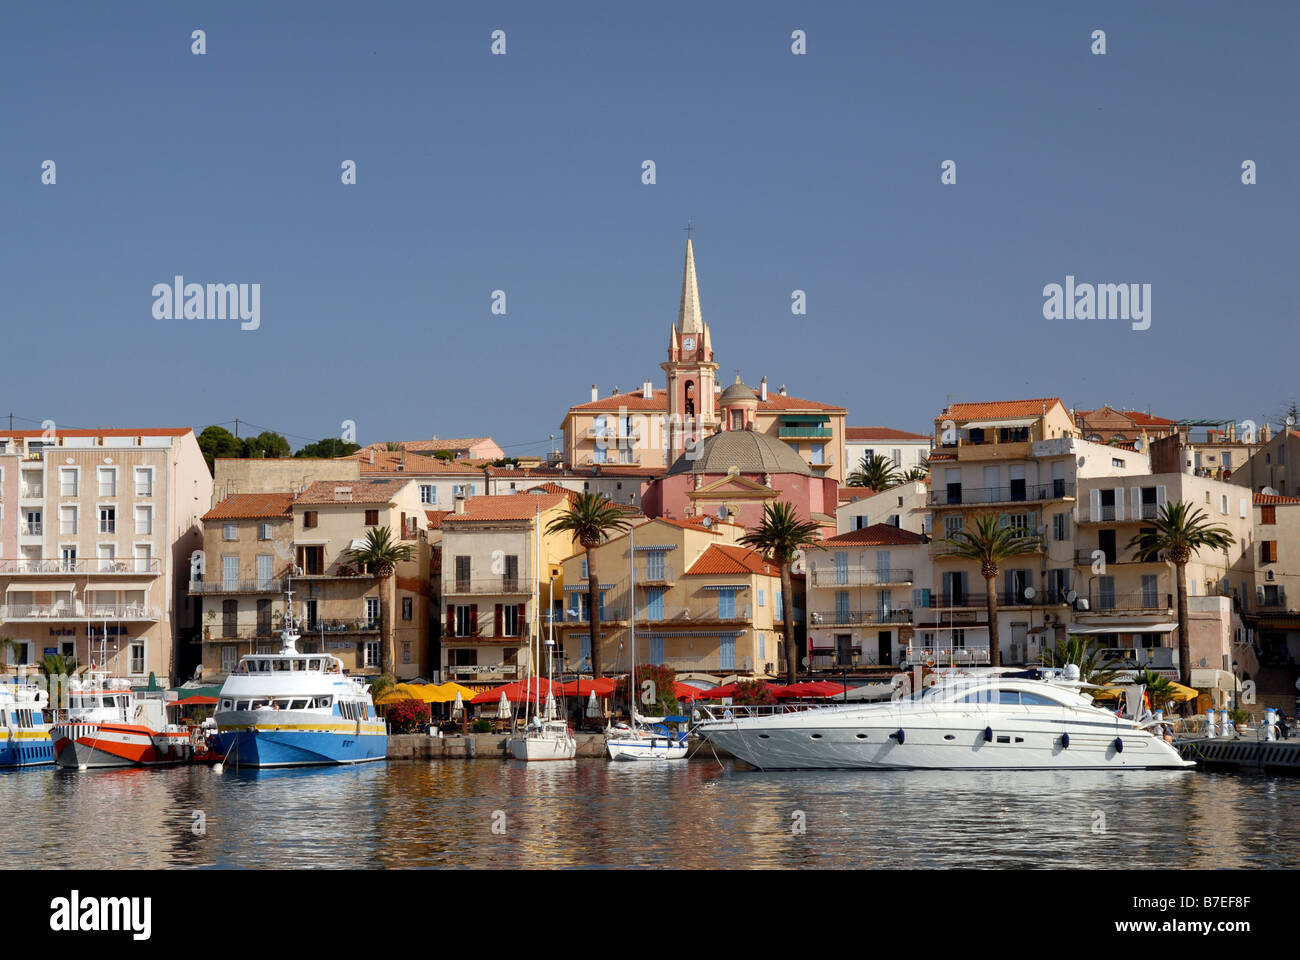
(344, 528, 414, 676)
(897, 466, 929, 484)
(740, 501, 821, 683)
(847, 453, 901, 491)
(1126, 501, 1235, 687)
(0, 637, 21, 674)
(39, 653, 82, 708)
(1042, 636, 1124, 686)
(295, 438, 361, 458)
(196, 425, 242, 471)
(940, 513, 1041, 667)
(241, 431, 291, 459)
(545, 493, 632, 679)
(1134, 668, 1179, 714)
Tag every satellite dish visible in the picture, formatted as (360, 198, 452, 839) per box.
(1077, 456, 1086, 467)
(801, 657, 810, 668)
(1066, 590, 1077, 604)
(1023, 586, 1036, 600)
(1263, 487, 1280, 496)
(1133, 438, 1144, 451)
(702, 516, 713, 527)
(1200, 658, 1207, 668)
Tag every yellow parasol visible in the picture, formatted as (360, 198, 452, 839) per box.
(376, 683, 442, 705)
(429, 682, 479, 704)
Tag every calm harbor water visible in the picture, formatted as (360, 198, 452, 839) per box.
(2, 759, 1297, 869)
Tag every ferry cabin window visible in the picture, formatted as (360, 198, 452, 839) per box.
(273, 660, 289, 671)
(292, 660, 306, 671)
(308, 659, 322, 671)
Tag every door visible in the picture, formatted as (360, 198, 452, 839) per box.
(1009, 623, 1028, 664)
(878, 631, 892, 666)
(836, 634, 852, 666)
(1098, 529, 1116, 564)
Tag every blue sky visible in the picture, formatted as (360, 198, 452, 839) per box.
(2, 1, 1295, 455)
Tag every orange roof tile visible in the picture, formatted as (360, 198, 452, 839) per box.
(0, 427, 192, 439)
(846, 426, 930, 441)
(442, 492, 567, 523)
(819, 524, 926, 547)
(203, 493, 295, 521)
(939, 398, 1064, 422)
(294, 479, 412, 505)
(1254, 493, 1300, 505)
(345, 450, 482, 476)
(424, 510, 452, 529)
(686, 544, 781, 577)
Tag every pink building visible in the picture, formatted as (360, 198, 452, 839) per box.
(641, 383, 839, 536)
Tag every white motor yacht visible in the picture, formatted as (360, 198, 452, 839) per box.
(693, 667, 1194, 771)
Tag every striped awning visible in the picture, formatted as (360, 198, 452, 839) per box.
(564, 584, 614, 592)
(639, 631, 745, 640)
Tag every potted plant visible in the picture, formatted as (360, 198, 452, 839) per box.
(1228, 708, 1251, 734)
(204, 609, 216, 640)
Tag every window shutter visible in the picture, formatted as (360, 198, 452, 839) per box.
(446, 606, 455, 635)
(1114, 490, 1124, 522)
(469, 604, 478, 633)
(1239, 498, 1247, 519)
(1257, 586, 1266, 605)
(1156, 485, 1167, 510)
(1130, 487, 1140, 519)
(1089, 488, 1100, 521)
(495, 604, 503, 636)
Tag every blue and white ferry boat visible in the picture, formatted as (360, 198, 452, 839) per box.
(0, 680, 54, 767)
(211, 586, 386, 768)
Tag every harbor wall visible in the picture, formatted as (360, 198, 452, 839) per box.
(386, 733, 735, 761)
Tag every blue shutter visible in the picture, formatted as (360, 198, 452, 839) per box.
(720, 636, 736, 671)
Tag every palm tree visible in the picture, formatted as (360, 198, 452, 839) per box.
(940, 513, 1040, 667)
(1126, 501, 1234, 687)
(846, 453, 901, 491)
(1134, 668, 1179, 714)
(1042, 636, 1124, 686)
(545, 493, 631, 678)
(739, 501, 822, 683)
(344, 526, 413, 677)
(897, 466, 929, 484)
(39, 653, 81, 709)
(0, 637, 23, 676)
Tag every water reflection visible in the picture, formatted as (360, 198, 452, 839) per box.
(0, 761, 1296, 869)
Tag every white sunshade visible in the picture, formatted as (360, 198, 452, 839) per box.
(962, 417, 1038, 430)
(85, 582, 147, 594)
(1069, 622, 1178, 634)
(5, 582, 74, 594)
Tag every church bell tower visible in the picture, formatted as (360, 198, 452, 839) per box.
(662, 237, 719, 462)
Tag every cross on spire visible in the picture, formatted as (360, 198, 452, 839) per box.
(684, 220, 695, 239)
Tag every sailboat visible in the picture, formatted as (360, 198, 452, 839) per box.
(604, 524, 688, 761)
(506, 504, 576, 761)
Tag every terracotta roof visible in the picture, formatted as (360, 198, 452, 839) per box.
(202, 493, 295, 521)
(819, 524, 927, 546)
(1076, 407, 1176, 427)
(686, 544, 781, 577)
(939, 398, 1064, 421)
(424, 510, 452, 529)
(656, 516, 726, 534)
(365, 438, 494, 453)
(1255, 493, 1300, 505)
(839, 486, 863, 502)
(442, 492, 567, 523)
(346, 450, 482, 476)
(846, 426, 930, 442)
(294, 479, 412, 505)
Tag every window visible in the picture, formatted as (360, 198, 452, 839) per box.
(134, 543, 153, 573)
(1220, 494, 1229, 514)
(129, 642, 145, 675)
(256, 554, 273, 587)
(364, 642, 379, 668)
(646, 586, 665, 620)
(1261, 505, 1276, 524)
(1261, 541, 1278, 564)
(366, 597, 380, 626)
(223, 522, 237, 541)
(402, 597, 413, 620)
(97, 467, 117, 497)
(810, 444, 825, 465)
(718, 588, 738, 619)
(455, 555, 471, 591)
(303, 511, 318, 529)
(258, 522, 272, 540)
(221, 646, 237, 673)
(60, 505, 77, 535)
(944, 515, 963, 538)
(402, 642, 412, 665)
(1053, 512, 1069, 542)
(420, 485, 436, 504)
(502, 604, 521, 636)
(134, 467, 153, 496)
(452, 484, 475, 498)
(364, 509, 379, 526)
(59, 468, 78, 497)
(134, 505, 152, 535)
(1098, 576, 1116, 610)
(222, 555, 239, 585)
(97, 543, 116, 571)
(1111, 458, 1124, 468)
(98, 506, 115, 534)
(455, 605, 475, 637)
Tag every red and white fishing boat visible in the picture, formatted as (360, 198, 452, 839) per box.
(51, 673, 193, 769)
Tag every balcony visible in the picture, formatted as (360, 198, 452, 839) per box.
(190, 578, 286, 595)
(903, 645, 991, 666)
(659, 655, 756, 675)
(809, 567, 913, 587)
(20, 523, 42, 537)
(19, 484, 42, 499)
(635, 602, 753, 624)
(444, 577, 533, 596)
(1077, 501, 1162, 523)
(995, 589, 1072, 606)
(557, 606, 627, 625)
(634, 562, 676, 584)
(584, 425, 642, 441)
(928, 481, 1074, 507)
(2, 602, 160, 622)
(0, 558, 161, 575)
(1082, 591, 1174, 613)
(809, 609, 912, 627)
(1097, 646, 1177, 672)
(1073, 549, 1166, 566)
(778, 426, 833, 439)
(579, 454, 642, 467)
(932, 537, 1043, 558)
(932, 594, 989, 609)
(304, 618, 380, 635)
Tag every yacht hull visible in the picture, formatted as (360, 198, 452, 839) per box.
(605, 738, 688, 761)
(0, 731, 54, 767)
(699, 719, 1193, 770)
(507, 735, 576, 761)
(51, 723, 192, 769)
(212, 727, 387, 767)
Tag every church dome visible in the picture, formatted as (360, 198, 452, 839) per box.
(719, 378, 757, 406)
(665, 429, 813, 477)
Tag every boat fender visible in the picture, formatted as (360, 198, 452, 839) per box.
(893, 728, 905, 744)
(984, 727, 993, 742)
(1113, 737, 1123, 753)
(1061, 733, 1069, 749)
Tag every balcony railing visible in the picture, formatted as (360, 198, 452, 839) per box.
(19, 485, 42, 499)
(1098, 646, 1177, 670)
(809, 567, 914, 587)
(778, 426, 833, 439)
(1074, 549, 1166, 565)
(659, 655, 756, 675)
(933, 593, 989, 609)
(1078, 501, 1162, 523)
(903, 646, 991, 666)
(190, 578, 286, 595)
(2, 602, 160, 621)
(445, 577, 532, 596)
(305, 618, 380, 635)
(635, 602, 753, 624)
(557, 607, 627, 625)
(634, 562, 676, 583)
(929, 481, 1074, 506)
(933, 537, 1043, 557)
(1083, 591, 1173, 612)
(21, 523, 42, 536)
(0, 557, 161, 575)
(810, 609, 912, 626)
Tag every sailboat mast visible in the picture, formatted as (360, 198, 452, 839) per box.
(629, 524, 635, 729)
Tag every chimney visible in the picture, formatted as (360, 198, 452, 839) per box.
(454, 495, 467, 514)
(400, 449, 407, 471)
(779, 384, 787, 396)
(760, 377, 768, 402)
(369, 450, 375, 465)
(642, 380, 652, 400)
(591, 384, 598, 402)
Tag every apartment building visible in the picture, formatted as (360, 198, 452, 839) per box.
(845, 426, 931, 473)
(927, 398, 1151, 667)
(1248, 492, 1300, 669)
(483, 465, 653, 508)
(837, 481, 931, 536)
(1074, 406, 1177, 443)
(1072, 472, 1254, 691)
(439, 491, 572, 686)
(1228, 425, 1299, 498)
(555, 517, 784, 682)
(194, 480, 432, 680)
(0, 428, 211, 682)
(805, 525, 932, 670)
